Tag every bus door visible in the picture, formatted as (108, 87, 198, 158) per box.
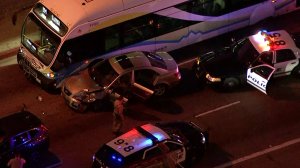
(154, 9, 189, 52)
(247, 64, 275, 94)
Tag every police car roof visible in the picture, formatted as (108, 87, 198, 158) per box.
(106, 123, 170, 157)
(249, 30, 298, 53)
(0, 111, 42, 138)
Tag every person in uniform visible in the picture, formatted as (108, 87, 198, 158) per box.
(112, 95, 125, 136)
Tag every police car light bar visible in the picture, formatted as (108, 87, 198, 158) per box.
(253, 30, 272, 51)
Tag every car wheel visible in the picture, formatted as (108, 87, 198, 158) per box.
(223, 77, 240, 90)
(292, 65, 300, 78)
(193, 64, 206, 80)
(154, 84, 168, 96)
(78, 103, 88, 113)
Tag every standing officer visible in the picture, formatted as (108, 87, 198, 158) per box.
(112, 95, 125, 136)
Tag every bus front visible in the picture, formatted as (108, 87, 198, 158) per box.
(17, 3, 68, 89)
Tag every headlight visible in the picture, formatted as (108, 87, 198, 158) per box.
(206, 73, 221, 82)
(44, 72, 55, 79)
(196, 58, 201, 65)
(74, 90, 96, 103)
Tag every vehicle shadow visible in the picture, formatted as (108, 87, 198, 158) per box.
(195, 143, 234, 168)
(168, 68, 206, 97)
(125, 104, 162, 121)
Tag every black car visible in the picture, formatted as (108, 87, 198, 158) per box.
(193, 37, 258, 90)
(193, 30, 300, 92)
(92, 121, 208, 168)
(0, 111, 49, 167)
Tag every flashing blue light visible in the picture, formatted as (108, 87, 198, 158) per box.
(117, 158, 122, 162)
(153, 133, 165, 141)
(139, 139, 153, 148)
(112, 155, 116, 160)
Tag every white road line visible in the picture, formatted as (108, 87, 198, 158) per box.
(195, 101, 240, 118)
(214, 137, 300, 168)
(0, 55, 17, 67)
(178, 57, 197, 66)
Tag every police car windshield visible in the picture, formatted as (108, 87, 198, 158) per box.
(88, 60, 118, 87)
(232, 38, 259, 66)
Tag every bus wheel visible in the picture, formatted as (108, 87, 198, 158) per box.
(154, 84, 168, 96)
(223, 77, 239, 90)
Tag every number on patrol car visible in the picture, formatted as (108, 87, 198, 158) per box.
(124, 146, 134, 152)
(114, 139, 124, 145)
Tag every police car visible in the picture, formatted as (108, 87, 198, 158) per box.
(193, 30, 300, 94)
(92, 121, 208, 168)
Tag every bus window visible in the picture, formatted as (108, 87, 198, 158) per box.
(156, 15, 189, 36)
(229, 0, 265, 12)
(104, 26, 121, 52)
(122, 15, 155, 46)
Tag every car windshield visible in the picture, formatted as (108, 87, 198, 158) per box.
(88, 60, 119, 87)
(143, 52, 167, 69)
(21, 13, 61, 66)
(232, 38, 259, 66)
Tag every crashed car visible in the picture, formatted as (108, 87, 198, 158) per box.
(0, 111, 49, 168)
(193, 30, 300, 94)
(92, 121, 208, 168)
(61, 51, 181, 112)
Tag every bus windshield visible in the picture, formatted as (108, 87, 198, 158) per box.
(21, 13, 61, 66)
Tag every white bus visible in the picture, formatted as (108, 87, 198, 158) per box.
(17, 0, 299, 89)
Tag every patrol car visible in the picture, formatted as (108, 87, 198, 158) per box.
(92, 121, 208, 168)
(193, 30, 300, 94)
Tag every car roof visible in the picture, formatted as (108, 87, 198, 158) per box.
(108, 51, 165, 74)
(106, 123, 170, 157)
(0, 111, 42, 138)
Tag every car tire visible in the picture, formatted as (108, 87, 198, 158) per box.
(154, 84, 168, 96)
(223, 77, 240, 90)
(193, 64, 206, 80)
(292, 65, 300, 78)
(78, 103, 88, 113)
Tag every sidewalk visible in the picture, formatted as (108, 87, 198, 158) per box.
(0, 0, 36, 59)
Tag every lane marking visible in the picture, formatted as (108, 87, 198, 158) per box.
(195, 101, 240, 118)
(0, 55, 17, 67)
(214, 137, 300, 168)
(178, 57, 197, 67)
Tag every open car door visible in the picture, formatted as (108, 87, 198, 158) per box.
(131, 82, 154, 100)
(247, 64, 275, 94)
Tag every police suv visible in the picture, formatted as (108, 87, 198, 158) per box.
(194, 30, 300, 94)
(92, 121, 208, 168)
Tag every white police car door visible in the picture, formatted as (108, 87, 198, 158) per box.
(247, 64, 275, 94)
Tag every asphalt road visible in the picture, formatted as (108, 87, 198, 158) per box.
(1, 7, 300, 168)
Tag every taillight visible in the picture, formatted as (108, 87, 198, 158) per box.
(40, 124, 48, 132)
(174, 68, 181, 79)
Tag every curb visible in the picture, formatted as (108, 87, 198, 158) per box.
(0, 47, 19, 59)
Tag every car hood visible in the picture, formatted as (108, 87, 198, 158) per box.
(200, 48, 245, 76)
(63, 69, 99, 94)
